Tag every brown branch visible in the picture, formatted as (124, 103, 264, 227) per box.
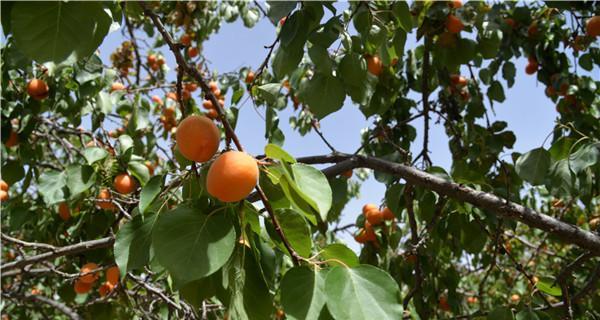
(140, 2, 301, 266)
(2, 292, 82, 320)
(123, 2, 142, 86)
(420, 36, 432, 168)
(274, 153, 600, 254)
(0, 237, 114, 272)
(402, 185, 425, 315)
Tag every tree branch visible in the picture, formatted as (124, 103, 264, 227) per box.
(264, 153, 600, 254)
(3, 292, 82, 320)
(0, 237, 114, 272)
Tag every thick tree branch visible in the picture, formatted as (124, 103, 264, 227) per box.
(270, 153, 600, 254)
(0, 237, 114, 272)
(3, 292, 82, 320)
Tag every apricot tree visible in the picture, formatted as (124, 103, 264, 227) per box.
(1, 1, 600, 319)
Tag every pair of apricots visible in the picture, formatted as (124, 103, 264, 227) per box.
(74, 264, 119, 297)
(176, 115, 259, 203)
(95, 173, 138, 210)
(200, 81, 224, 120)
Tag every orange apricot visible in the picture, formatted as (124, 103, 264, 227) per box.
(206, 109, 218, 120)
(180, 33, 192, 46)
(111, 82, 126, 92)
(98, 281, 114, 297)
(185, 82, 198, 92)
(145, 161, 155, 176)
(106, 266, 120, 286)
(365, 208, 384, 225)
(446, 14, 464, 34)
(147, 54, 157, 65)
(381, 207, 395, 220)
(586, 16, 600, 37)
(362, 203, 378, 215)
(504, 18, 517, 29)
(176, 115, 221, 162)
(74, 279, 92, 294)
(510, 294, 520, 303)
(525, 62, 537, 75)
(27, 79, 49, 100)
(450, 0, 462, 8)
(527, 22, 539, 38)
(5, 129, 19, 148)
(58, 202, 70, 221)
(166, 92, 178, 101)
(0, 180, 8, 191)
(79, 263, 100, 284)
(209, 81, 219, 92)
(152, 95, 163, 106)
(188, 47, 199, 58)
(366, 55, 383, 76)
(245, 71, 255, 84)
(206, 151, 259, 202)
(450, 74, 467, 87)
(0, 190, 8, 202)
(96, 188, 115, 210)
(439, 296, 451, 311)
(114, 173, 137, 194)
(341, 170, 352, 178)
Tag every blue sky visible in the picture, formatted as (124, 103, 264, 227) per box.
(94, 4, 571, 249)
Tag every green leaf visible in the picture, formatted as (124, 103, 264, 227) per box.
(38, 170, 67, 205)
(10, 2, 111, 63)
(281, 267, 327, 320)
(579, 53, 593, 71)
(515, 148, 551, 185)
(339, 53, 367, 87)
(320, 243, 359, 267)
(139, 175, 163, 214)
(118, 135, 134, 154)
(299, 73, 345, 119)
(325, 265, 402, 320)
(308, 45, 333, 72)
(535, 278, 562, 296)
(128, 161, 150, 186)
(66, 165, 96, 199)
(291, 163, 332, 221)
(256, 83, 282, 104)
(274, 209, 312, 258)
(114, 214, 157, 273)
(96, 91, 112, 114)
(488, 80, 506, 102)
(487, 307, 514, 320)
(265, 144, 296, 163)
(516, 309, 540, 320)
(267, 1, 297, 25)
(83, 147, 108, 165)
(152, 206, 236, 285)
(568, 143, 599, 174)
(502, 61, 516, 88)
(1, 160, 25, 185)
(392, 1, 412, 32)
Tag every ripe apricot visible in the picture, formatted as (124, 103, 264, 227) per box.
(467, 296, 478, 304)
(111, 82, 126, 92)
(79, 263, 100, 284)
(96, 188, 115, 210)
(354, 227, 376, 243)
(206, 109, 218, 120)
(98, 281, 114, 297)
(58, 202, 70, 221)
(114, 173, 137, 194)
(510, 294, 520, 303)
(207, 151, 259, 202)
(106, 266, 120, 286)
(167, 92, 178, 101)
(446, 14, 464, 34)
(279, 17, 287, 27)
(27, 79, 49, 100)
(586, 16, 600, 37)
(439, 296, 451, 311)
(176, 115, 221, 162)
(525, 62, 537, 75)
(164, 106, 176, 118)
(147, 54, 157, 65)
(366, 55, 383, 76)
(181, 89, 191, 100)
(180, 33, 192, 46)
(5, 129, 19, 148)
(0, 190, 8, 202)
(450, 74, 467, 87)
(30, 287, 41, 295)
(157, 57, 165, 66)
(245, 71, 255, 84)
(152, 95, 163, 106)
(185, 82, 198, 92)
(0, 180, 8, 191)
(73, 279, 92, 294)
(362, 204, 378, 215)
(545, 86, 556, 98)
(202, 99, 214, 110)
(209, 81, 219, 92)
(381, 207, 395, 220)
(213, 88, 222, 98)
(188, 47, 199, 58)
(365, 208, 384, 225)
(341, 170, 352, 178)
